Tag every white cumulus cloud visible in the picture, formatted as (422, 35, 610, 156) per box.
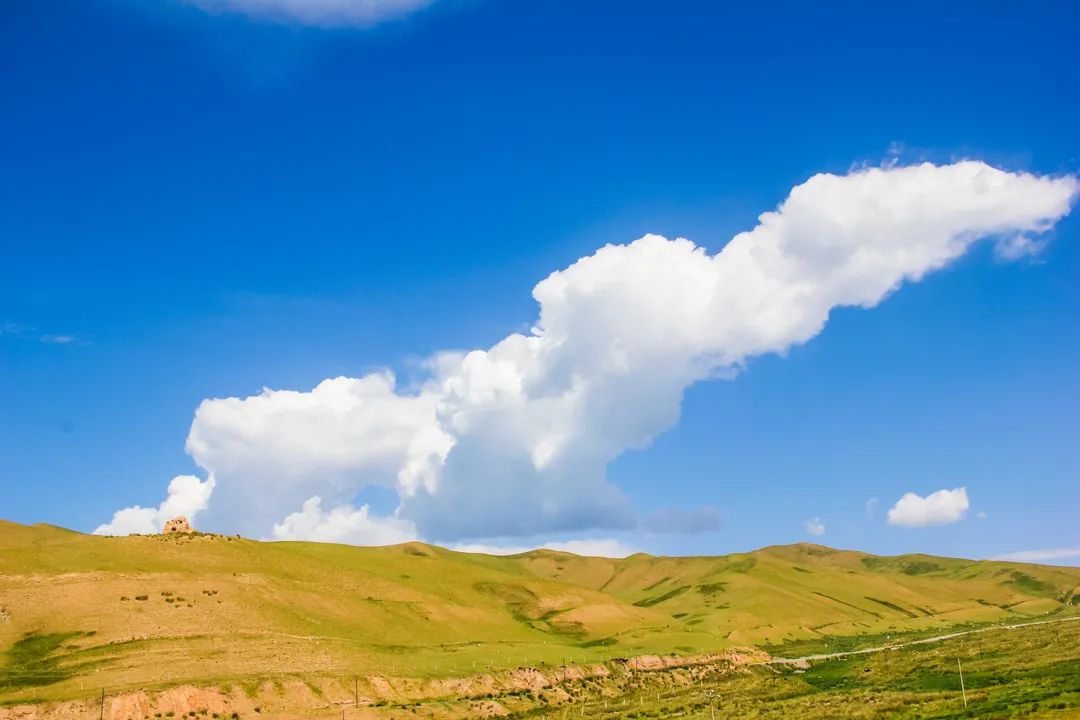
(887, 487, 970, 528)
(187, 373, 448, 537)
(185, 0, 435, 27)
(94, 474, 215, 535)
(101, 161, 1078, 546)
(803, 517, 826, 536)
(270, 496, 416, 545)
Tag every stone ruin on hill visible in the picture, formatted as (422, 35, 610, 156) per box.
(162, 516, 192, 534)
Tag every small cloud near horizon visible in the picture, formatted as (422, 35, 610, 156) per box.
(803, 517, 826, 536)
(992, 547, 1080, 565)
(451, 538, 636, 558)
(887, 488, 969, 528)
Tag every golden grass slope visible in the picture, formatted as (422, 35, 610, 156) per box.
(508, 542, 1080, 645)
(1, 520, 1078, 705)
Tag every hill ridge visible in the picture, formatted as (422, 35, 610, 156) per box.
(1, 518, 1078, 708)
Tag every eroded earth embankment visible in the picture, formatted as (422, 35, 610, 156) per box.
(0, 648, 768, 720)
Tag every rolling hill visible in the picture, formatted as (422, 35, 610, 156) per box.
(1, 519, 1078, 711)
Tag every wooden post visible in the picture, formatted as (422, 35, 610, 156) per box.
(99, 688, 105, 720)
(354, 676, 358, 707)
(957, 658, 968, 708)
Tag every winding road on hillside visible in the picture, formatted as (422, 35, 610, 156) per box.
(766, 614, 1080, 665)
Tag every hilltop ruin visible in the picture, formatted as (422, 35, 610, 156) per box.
(162, 516, 192, 534)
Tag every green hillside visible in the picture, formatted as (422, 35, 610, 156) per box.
(1, 520, 1078, 709)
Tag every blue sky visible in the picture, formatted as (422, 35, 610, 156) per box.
(2, 0, 1078, 562)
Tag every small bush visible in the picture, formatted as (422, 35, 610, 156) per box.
(135, 595, 148, 601)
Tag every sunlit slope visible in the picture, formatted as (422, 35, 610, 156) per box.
(1, 521, 1078, 700)
(507, 543, 1080, 645)
(0, 521, 696, 688)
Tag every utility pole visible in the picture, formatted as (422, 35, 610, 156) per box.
(99, 688, 105, 720)
(957, 658, 968, 708)
(354, 676, 358, 707)
(705, 688, 716, 720)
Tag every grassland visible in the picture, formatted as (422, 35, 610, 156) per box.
(519, 617, 1080, 719)
(1, 519, 1078, 717)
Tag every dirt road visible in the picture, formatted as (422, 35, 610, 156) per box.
(766, 614, 1080, 665)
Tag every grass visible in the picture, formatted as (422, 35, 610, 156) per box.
(0, 632, 92, 692)
(521, 619, 1080, 720)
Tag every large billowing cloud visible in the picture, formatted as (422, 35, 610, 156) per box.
(185, 0, 435, 27)
(101, 161, 1077, 546)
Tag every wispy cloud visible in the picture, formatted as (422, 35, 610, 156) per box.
(185, 0, 436, 27)
(0, 322, 28, 336)
(451, 538, 637, 558)
(1, 323, 85, 345)
(992, 547, 1080, 565)
(643, 506, 721, 535)
(803, 517, 826, 536)
(40, 334, 78, 345)
(993, 232, 1049, 261)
